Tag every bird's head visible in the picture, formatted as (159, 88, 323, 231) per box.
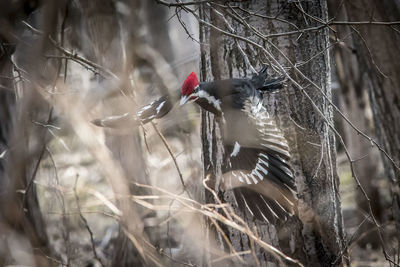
(180, 72, 200, 106)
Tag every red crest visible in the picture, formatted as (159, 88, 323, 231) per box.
(181, 72, 199, 96)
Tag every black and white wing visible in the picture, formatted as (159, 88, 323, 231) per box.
(221, 99, 297, 223)
(136, 95, 173, 124)
(92, 95, 174, 128)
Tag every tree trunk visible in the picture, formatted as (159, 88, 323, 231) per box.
(339, 0, 400, 256)
(328, 1, 385, 249)
(73, 1, 156, 265)
(0, 1, 57, 266)
(200, 1, 345, 266)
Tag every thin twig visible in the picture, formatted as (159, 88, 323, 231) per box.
(349, 25, 389, 78)
(22, 20, 118, 79)
(249, 226, 262, 267)
(74, 176, 105, 267)
(46, 146, 72, 266)
(150, 122, 190, 197)
(155, 0, 211, 7)
(133, 182, 303, 266)
(49, 38, 118, 79)
(209, 217, 246, 264)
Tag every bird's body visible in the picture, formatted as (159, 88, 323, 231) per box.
(191, 71, 296, 222)
(93, 67, 297, 223)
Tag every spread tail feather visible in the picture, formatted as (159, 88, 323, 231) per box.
(233, 186, 296, 223)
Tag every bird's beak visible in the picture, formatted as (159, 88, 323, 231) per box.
(180, 95, 190, 106)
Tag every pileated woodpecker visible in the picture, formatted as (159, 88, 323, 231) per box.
(93, 67, 297, 223)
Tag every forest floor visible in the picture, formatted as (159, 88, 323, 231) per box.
(36, 121, 395, 266)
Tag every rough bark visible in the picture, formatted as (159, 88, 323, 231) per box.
(200, 1, 345, 266)
(340, 0, 400, 253)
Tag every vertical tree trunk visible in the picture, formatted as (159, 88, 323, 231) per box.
(200, 1, 345, 266)
(0, 72, 52, 267)
(0, 1, 57, 266)
(74, 1, 153, 265)
(340, 0, 400, 253)
(76, 0, 182, 265)
(328, 1, 384, 249)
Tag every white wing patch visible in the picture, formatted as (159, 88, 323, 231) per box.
(198, 90, 222, 111)
(137, 102, 154, 117)
(249, 174, 259, 184)
(232, 151, 275, 185)
(240, 171, 252, 184)
(228, 95, 293, 189)
(156, 101, 166, 113)
(259, 195, 280, 219)
(137, 99, 168, 122)
(240, 194, 254, 216)
(230, 142, 241, 157)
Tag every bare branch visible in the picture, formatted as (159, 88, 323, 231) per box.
(150, 122, 190, 196)
(155, 0, 211, 7)
(73, 176, 105, 267)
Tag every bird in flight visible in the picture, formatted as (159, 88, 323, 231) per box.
(93, 67, 297, 223)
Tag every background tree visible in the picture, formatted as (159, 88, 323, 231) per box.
(329, 0, 400, 262)
(340, 0, 400, 235)
(0, 1, 63, 266)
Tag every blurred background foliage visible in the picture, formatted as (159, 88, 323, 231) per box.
(0, 0, 399, 266)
